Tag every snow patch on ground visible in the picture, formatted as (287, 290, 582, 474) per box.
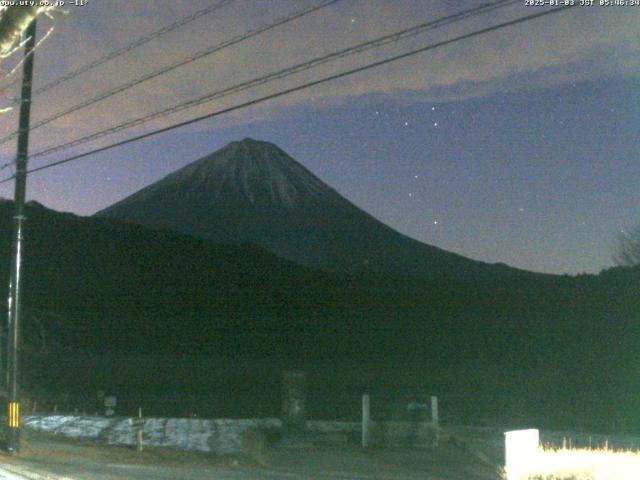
(24, 415, 441, 455)
(23, 415, 292, 454)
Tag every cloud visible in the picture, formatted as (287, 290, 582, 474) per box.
(0, 0, 635, 162)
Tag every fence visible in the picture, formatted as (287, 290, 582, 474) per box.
(22, 384, 640, 436)
(361, 393, 438, 448)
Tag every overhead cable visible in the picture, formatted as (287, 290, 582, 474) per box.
(0, 5, 574, 184)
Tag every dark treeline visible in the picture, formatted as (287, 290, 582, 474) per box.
(0, 201, 638, 430)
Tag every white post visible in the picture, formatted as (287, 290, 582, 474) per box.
(362, 394, 370, 448)
(430, 396, 439, 426)
(504, 429, 540, 480)
(430, 395, 439, 447)
(136, 407, 144, 453)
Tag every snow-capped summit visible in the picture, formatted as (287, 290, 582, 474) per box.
(159, 138, 340, 210)
(97, 138, 527, 279)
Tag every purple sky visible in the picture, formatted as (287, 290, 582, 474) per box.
(0, 0, 637, 274)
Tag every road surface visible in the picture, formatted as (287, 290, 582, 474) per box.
(0, 428, 502, 479)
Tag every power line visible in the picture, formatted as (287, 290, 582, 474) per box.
(29, 0, 519, 159)
(0, 5, 574, 185)
(0, 0, 342, 149)
(0, 2, 234, 156)
(2, 0, 234, 98)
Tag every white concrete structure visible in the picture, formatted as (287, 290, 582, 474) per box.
(504, 428, 540, 480)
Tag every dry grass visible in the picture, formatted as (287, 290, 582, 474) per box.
(503, 445, 640, 480)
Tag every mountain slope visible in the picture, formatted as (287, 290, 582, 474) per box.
(2, 200, 639, 429)
(98, 138, 535, 280)
(2, 199, 636, 359)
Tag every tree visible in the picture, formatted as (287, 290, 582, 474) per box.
(0, 6, 56, 113)
(613, 226, 640, 266)
(0, 6, 50, 59)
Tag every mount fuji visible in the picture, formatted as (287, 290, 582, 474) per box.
(97, 138, 533, 280)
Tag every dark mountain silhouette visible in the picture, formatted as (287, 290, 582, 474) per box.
(97, 138, 537, 280)
(0, 136, 636, 426)
(0, 200, 637, 427)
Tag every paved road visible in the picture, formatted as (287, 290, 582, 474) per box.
(0, 462, 431, 480)
(0, 429, 501, 480)
(0, 463, 264, 479)
(0, 466, 33, 480)
(0, 462, 307, 480)
(0, 451, 309, 480)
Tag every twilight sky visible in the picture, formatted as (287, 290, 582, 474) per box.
(0, 0, 637, 275)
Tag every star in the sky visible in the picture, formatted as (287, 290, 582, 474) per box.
(433, 122, 438, 127)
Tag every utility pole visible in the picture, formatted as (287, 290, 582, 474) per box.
(6, 17, 36, 454)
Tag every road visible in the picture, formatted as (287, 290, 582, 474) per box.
(0, 462, 311, 480)
(0, 428, 502, 479)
